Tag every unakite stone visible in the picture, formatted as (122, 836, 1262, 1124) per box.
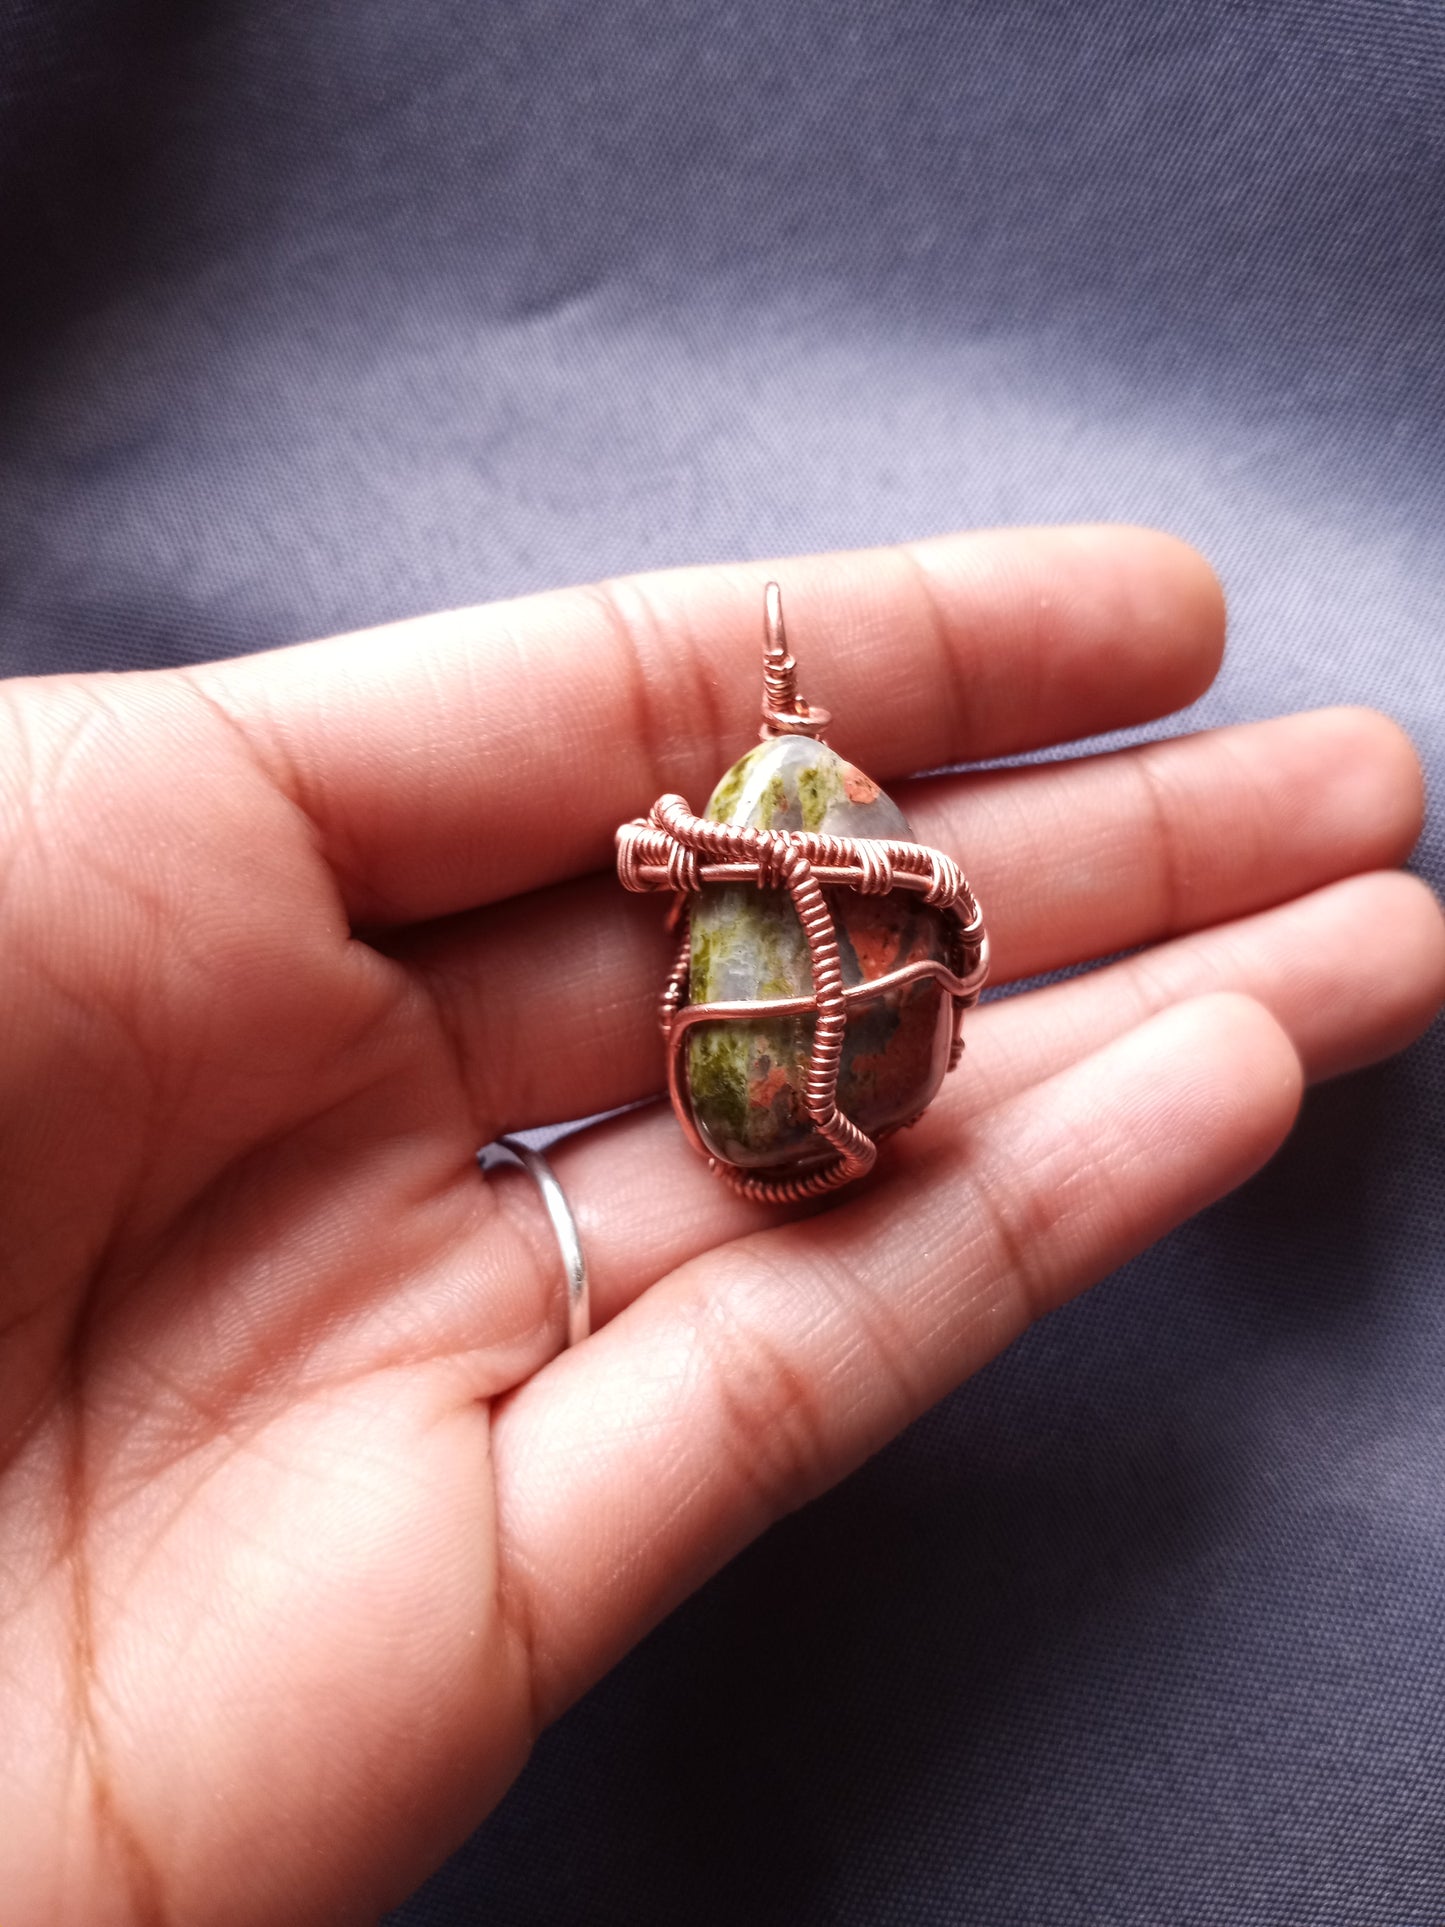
(686, 735, 952, 1170)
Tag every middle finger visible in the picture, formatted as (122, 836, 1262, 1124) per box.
(397, 704, 1423, 1138)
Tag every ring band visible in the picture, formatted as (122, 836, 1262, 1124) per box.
(495, 1137, 591, 1347)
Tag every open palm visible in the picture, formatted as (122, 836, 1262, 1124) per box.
(2, 527, 1440, 1926)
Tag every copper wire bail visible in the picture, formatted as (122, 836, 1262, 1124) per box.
(616, 583, 989, 1202)
(760, 580, 831, 740)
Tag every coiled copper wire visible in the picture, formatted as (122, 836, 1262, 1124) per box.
(616, 583, 989, 1203)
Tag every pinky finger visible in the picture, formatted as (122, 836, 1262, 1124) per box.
(491, 992, 1303, 1723)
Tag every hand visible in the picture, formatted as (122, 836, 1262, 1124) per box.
(1, 528, 1440, 1926)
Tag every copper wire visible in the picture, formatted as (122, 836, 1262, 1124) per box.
(760, 579, 831, 740)
(615, 582, 989, 1203)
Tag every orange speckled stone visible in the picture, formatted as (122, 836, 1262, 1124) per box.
(686, 736, 952, 1171)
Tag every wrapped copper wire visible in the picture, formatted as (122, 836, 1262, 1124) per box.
(616, 584, 988, 1202)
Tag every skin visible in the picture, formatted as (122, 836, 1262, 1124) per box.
(0, 524, 1439, 1925)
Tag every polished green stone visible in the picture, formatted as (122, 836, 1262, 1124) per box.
(686, 736, 952, 1170)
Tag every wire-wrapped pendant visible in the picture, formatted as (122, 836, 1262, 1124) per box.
(615, 582, 989, 1202)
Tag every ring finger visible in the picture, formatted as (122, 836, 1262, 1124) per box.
(483, 865, 1445, 1342)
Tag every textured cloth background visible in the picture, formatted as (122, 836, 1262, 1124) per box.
(3, 2, 1443, 1921)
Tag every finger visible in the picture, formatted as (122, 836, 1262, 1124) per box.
(908, 703, 1425, 982)
(190, 525, 1223, 922)
(490, 993, 1304, 1718)
(488, 867, 1444, 1337)
(405, 706, 1424, 1133)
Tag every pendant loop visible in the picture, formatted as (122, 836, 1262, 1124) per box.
(760, 581, 831, 740)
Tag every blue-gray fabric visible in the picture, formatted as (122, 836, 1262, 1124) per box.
(4, 2, 1442, 1919)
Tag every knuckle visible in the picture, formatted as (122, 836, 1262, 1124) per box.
(687, 1239, 929, 1521)
(689, 1257, 839, 1521)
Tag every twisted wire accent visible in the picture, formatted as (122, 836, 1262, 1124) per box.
(618, 797, 981, 925)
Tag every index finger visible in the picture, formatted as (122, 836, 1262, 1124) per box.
(193, 524, 1224, 924)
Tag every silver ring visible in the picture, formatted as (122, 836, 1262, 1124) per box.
(494, 1137, 590, 1347)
